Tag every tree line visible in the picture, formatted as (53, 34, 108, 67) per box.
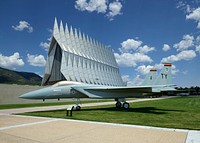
(175, 86, 200, 95)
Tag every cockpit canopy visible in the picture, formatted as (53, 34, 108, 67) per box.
(52, 81, 83, 87)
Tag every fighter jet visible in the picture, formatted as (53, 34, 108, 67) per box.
(19, 63, 175, 110)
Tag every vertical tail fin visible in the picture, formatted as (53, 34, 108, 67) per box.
(154, 63, 172, 85)
(141, 68, 157, 86)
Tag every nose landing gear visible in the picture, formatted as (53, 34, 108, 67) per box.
(75, 98, 81, 111)
(75, 105, 81, 111)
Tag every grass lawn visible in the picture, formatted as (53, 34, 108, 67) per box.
(20, 96, 200, 130)
(0, 99, 112, 110)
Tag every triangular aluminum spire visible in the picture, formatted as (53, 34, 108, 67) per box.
(86, 35, 90, 44)
(64, 22, 73, 52)
(82, 33, 86, 42)
(74, 28, 82, 56)
(59, 20, 65, 34)
(59, 21, 67, 51)
(53, 17, 59, 36)
(52, 17, 62, 47)
(70, 26, 74, 37)
(78, 30, 82, 40)
(65, 22, 70, 37)
(88, 36, 92, 46)
(74, 28, 78, 38)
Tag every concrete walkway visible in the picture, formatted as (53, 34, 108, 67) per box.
(0, 114, 188, 143)
(0, 97, 199, 143)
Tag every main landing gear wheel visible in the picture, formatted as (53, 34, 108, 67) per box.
(123, 102, 130, 109)
(116, 101, 122, 109)
(76, 105, 81, 111)
(115, 98, 130, 110)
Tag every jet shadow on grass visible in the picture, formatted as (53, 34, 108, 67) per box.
(25, 106, 184, 116)
(79, 107, 184, 115)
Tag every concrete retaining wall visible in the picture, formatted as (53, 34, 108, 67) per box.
(0, 84, 59, 104)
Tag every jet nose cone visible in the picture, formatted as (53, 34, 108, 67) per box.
(19, 88, 50, 100)
(19, 94, 24, 99)
(19, 93, 32, 99)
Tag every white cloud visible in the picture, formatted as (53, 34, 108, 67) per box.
(176, 1, 193, 13)
(173, 34, 194, 51)
(176, 1, 186, 9)
(40, 37, 51, 51)
(171, 65, 179, 75)
(138, 45, 155, 54)
(162, 44, 170, 51)
(161, 55, 178, 63)
(0, 52, 24, 68)
(196, 45, 200, 53)
(75, 0, 123, 20)
(121, 74, 143, 86)
(121, 75, 131, 83)
(135, 65, 154, 75)
(40, 30, 52, 51)
(186, 7, 200, 28)
(40, 42, 50, 51)
(12, 21, 33, 33)
(182, 70, 188, 75)
(120, 39, 155, 54)
(107, 0, 122, 21)
(196, 35, 200, 53)
(116, 38, 155, 67)
(161, 50, 196, 63)
(132, 75, 144, 86)
(75, 0, 107, 13)
(114, 52, 153, 67)
(27, 54, 46, 67)
(120, 39, 142, 52)
(196, 35, 200, 44)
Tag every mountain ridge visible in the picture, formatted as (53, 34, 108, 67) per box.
(0, 67, 42, 85)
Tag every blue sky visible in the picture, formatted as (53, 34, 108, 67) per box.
(0, 0, 200, 87)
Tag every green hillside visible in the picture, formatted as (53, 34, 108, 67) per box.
(0, 67, 42, 85)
